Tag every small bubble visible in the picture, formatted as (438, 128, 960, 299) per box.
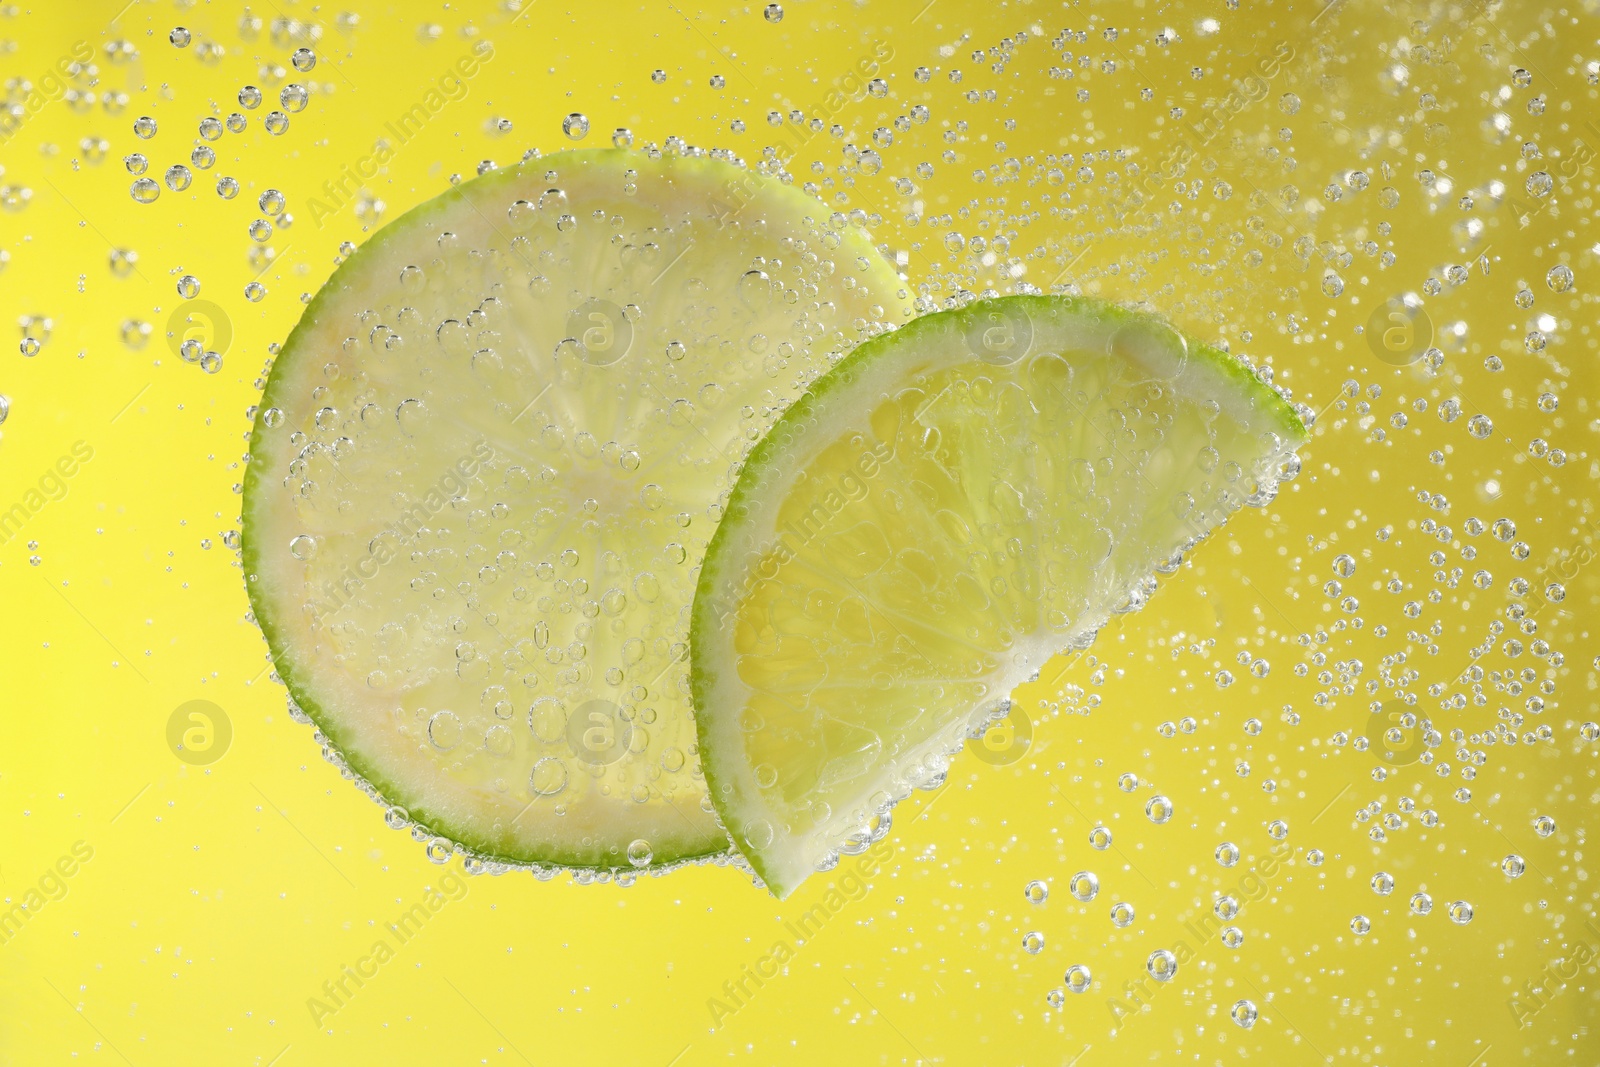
(133, 115, 157, 139)
(291, 47, 317, 72)
(239, 85, 263, 109)
(1064, 964, 1092, 993)
(1021, 931, 1045, 954)
(20, 337, 41, 356)
(1533, 815, 1556, 837)
(1448, 900, 1474, 924)
(1232, 1000, 1258, 1029)
(130, 178, 160, 203)
(1501, 854, 1525, 878)
(1546, 264, 1574, 292)
(1146, 949, 1178, 981)
(165, 165, 192, 191)
(1024, 879, 1048, 905)
(1088, 825, 1112, 850)
(259, 188, 286, 214)
(1215, 842, 1240, 867)
(1109, 902, 1135, 927)
(176, 274, 200, 298)
(1069, 871, 1098, 902)
(289, 534, 317, 560)
(1371, 871, 1395, 895)
(216, 176, 239, 199)
(612, 127, 633, 148)
(169, 27, 191, 47)
(1145, 795, 1174, 824)
(562, 113, 590, 140)
(650, 69, 667, 84)
(1351, 915, 1371, 935)
(280, 84, 309, 112)
(764, 2, 784, 21)
(265, 111, 289, 135)
(244, 281, 266, 302)
(626, 839, 653, 867)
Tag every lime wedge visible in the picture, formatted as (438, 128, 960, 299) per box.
(690, 295, 1308, 897)
(242, 148, 908, 873)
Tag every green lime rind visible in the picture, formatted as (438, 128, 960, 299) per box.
(690, 294, 1306, 895)
(242, 148, 905, 875)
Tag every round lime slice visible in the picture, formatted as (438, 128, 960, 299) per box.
(242, 148, 908, 874)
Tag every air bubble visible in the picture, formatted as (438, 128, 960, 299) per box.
(1146, 949, 1178, 981)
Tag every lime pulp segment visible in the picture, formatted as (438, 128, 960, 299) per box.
(242, 148, 909, 872)
(690, 295, 1308, 897)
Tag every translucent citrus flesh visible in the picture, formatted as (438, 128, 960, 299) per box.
(242, 149, 908, 870)
(691, 295, 1307, 897)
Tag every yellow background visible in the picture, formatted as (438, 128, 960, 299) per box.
(1, 0, 1596, 1063)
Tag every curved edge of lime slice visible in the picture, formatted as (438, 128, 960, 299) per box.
(241, 148, 909, 877)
